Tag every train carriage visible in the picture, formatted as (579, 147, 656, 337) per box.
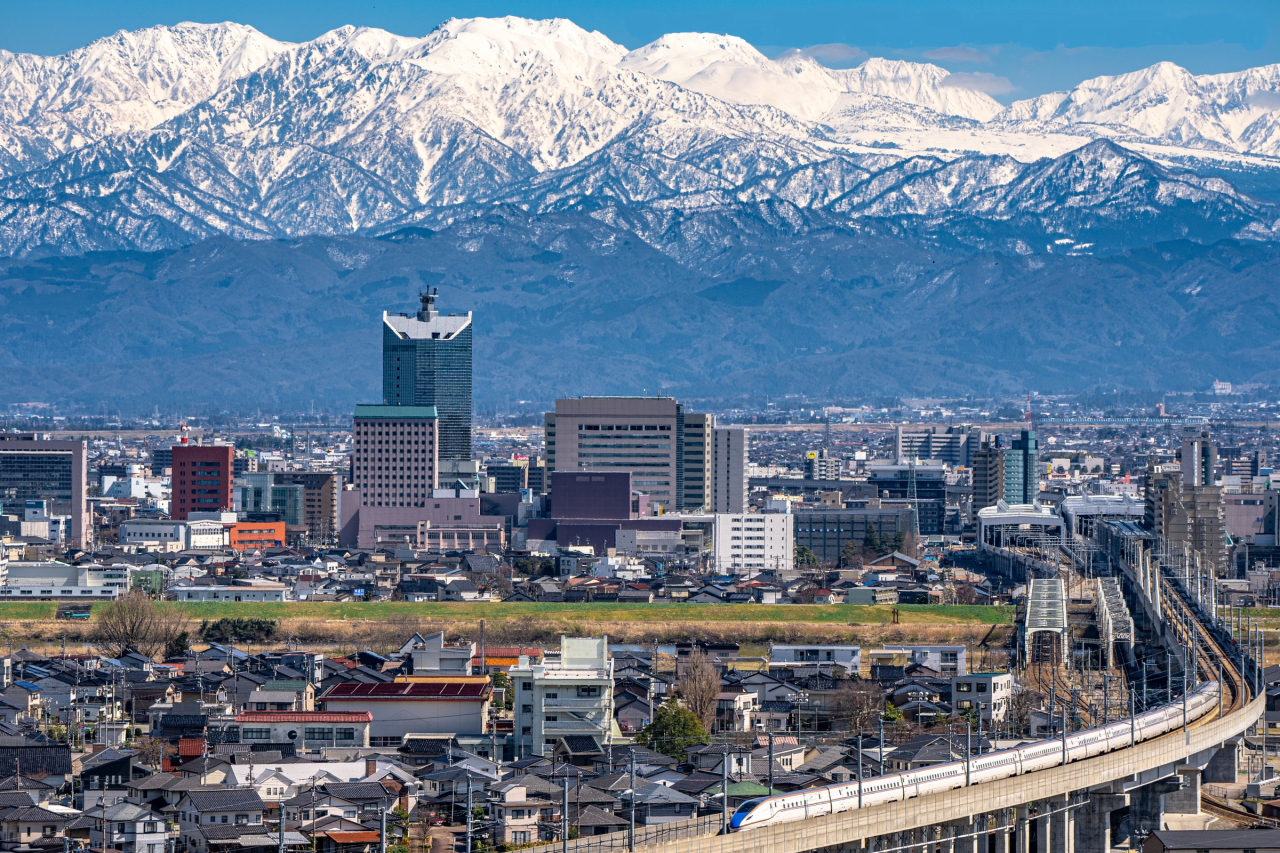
(727, 681, 1222, 833)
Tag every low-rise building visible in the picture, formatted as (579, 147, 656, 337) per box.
(119, 519, 225, 552)
(879, 644, 967, 677)
(89, 802, 167, 853)
(712, 512, 793, 573)
(234, 711, 372, 751)
(170, 583, 286, 602)
(487, 782, 559, 845)
(769, 644, 861, 674)
(951, 672, 1013, 723)
(510, 637, 614, 758)
(176, 789, 266, 853)
(319, 678, 492, 747)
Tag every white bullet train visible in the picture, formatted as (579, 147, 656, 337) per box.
(729, 680, 1220, 831)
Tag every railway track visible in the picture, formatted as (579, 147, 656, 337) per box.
(1156, 570, 1245, 726)
(1201, 794, 1278, 828)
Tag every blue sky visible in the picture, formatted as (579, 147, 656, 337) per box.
(4, 0, 1280, 102)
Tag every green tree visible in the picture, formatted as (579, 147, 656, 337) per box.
(795, 547, 819, 568)
(491, 671, 514, 711)
(635, 700, 708, 760)
(891, 531, 906, 554)
(863, 523, 881, 554)
(839, 541, 861, 569)
(165, 630, 190, 660)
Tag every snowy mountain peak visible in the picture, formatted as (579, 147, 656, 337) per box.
(0, 20, 287, 151)
(833, 57, 1003, 121)
(303, 24, 421, 61)
(1, 16, 1280, 260)
(619, 34, 1003, 123)
(1000, 59, 1280, 153)
(429, 16, 627, 65)
(620, 31, 842, 120)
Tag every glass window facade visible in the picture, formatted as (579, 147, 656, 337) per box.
(383, 322, 472, 462)
(0, 450, 73, 512)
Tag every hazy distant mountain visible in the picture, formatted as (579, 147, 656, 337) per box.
(5, 213, 1280, 409)
(3, 18, 1280, 258)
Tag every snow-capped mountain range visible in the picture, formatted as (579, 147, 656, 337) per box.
(4, 16, 1280, 256)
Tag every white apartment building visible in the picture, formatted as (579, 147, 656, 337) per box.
(0, 561, 126, 600)
(712, 511, 793, 573)
(880, 644, 967, 676)
(170, 583, 286, 602)
(711, 427, 748, 513)
(769, 644, 861, 674)
(510, 636, 614, 757)
(951, 672, 1014, 723)
(119, 519, 225, 552)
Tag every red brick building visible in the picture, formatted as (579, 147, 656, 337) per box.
(171, 445, 234, 519)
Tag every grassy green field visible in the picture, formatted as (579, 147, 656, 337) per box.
(0, 603, 60, 620)
(0, 600, 1014, 625)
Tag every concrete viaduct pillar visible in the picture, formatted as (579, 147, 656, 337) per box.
(1049, 798, 1074, 853)
(1074, 792, 1127, 852)
(1204, 740, 1241, 784)
(1014, 805, 1030, 853)
(992, 811, 1011, 853)
(1035, 803, 1052, 853)
(951, 817, 976, 853)
(1130, 767, 1208, 835)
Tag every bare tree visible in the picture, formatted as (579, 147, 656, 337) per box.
(133, 735, 176, 770)
(93, 592, 192, 660)
(679, 649, 722, 732)
(831, 678, 885, 732)
(1007, 682, 1039, 737)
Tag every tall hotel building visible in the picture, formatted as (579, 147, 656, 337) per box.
(351, 406, 438, 508)
(382, 289, 473, 462)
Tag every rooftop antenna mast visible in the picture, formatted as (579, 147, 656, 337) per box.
(417, 287, 439, 321)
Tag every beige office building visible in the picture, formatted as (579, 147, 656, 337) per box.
(711, 427, 748, 513)
(545, 397, 712, 511)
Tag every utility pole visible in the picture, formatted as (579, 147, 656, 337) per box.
(628, 750, 636, 852)
(965, 721, 972, 786)
(1130, 690, 1136, 746)
(465, 778, 473, 853)
(380, 793, 387, 853)
(560, 779, 568, 853)
(767, 733, 774, 794)
(856, 730, 863, 808)
(1061, 707, 1067, 765)
(721, 752, 729, 834)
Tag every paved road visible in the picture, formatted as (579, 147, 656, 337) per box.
(428, 825, 461, 853)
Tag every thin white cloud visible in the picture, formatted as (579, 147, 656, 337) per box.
(778, 43, 869, 68)
(923, 45, 992, 64)
(940, 71, 1015, 95)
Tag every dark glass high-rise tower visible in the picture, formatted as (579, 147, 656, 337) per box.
(1003, 429, 1039, 504)
(382, 289, 473, 462)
